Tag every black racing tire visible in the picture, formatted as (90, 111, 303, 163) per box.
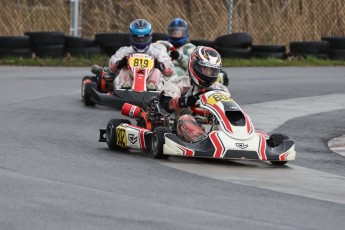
(103, 46, 123, 56)
(25, 32, 65, 46)
(190, 39, 215, 48)
(95, 33, 130, 47)
(321, 36, 345, 49)
(84, 82, 97, 106)
(0, 36, 31, 48)
(32, 45, 64, 58)
(288, 52, 329, 59)
(290, 41, 329, 54)
(106, 119, 131, 150)
(0, 48, 32, 58)
(81, 76, 98, 99)
(215, 33, 252, 48)
(65, 36, 96, 48)
(66, 47, 101, 58)
(268, 133, 289, 165)
(152, 127, 171, 159)
(215, 46, 251, 59)
(251, 52, 285, 59)
(152, 32, 168, 42)
(329, 49, 345, 60)
(251, 45, 286, 53)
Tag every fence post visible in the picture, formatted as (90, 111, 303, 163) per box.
(228, 0, 234, 34)
(70, 0, 79, 36)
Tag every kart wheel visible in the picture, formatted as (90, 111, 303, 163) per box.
(267, 133, 289, 147)
(84, 82, 97, 106)
(268, 133, 289, 165)
(152, 127, 171, 159)
(106, 119, 131, 150)
(81, 76, 97, 99)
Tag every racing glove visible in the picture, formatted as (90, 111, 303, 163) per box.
(154, 59, 165, 72)
(170, 50, 180, 60)
(116, 56, 128, 69)
(178, 95, 198, 108)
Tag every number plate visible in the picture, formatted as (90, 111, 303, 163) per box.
(116, 126, 127, 148)
(207, 93, 233, 105)
(129, 54, 154, 69)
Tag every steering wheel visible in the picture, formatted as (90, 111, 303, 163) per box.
(190, 87, 213, 115)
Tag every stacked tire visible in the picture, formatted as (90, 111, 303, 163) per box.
(25, 32, 65, 58)
(95, 33, 129, 56)
(152, 32, 168, 42)
(251, 45, 286, 59)
(0, 36, 32, 58)
(65, 36, 101, 58)
(214, 32, 252, 59)
(190, 39, 215, 48)
(321, 36, 345, 60)
(289, 41, 329, 59)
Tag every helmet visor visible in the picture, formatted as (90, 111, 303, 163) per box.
(168, 27, 188, 37)
(131, 35, 152, 45)
(194, 62, 220, 78)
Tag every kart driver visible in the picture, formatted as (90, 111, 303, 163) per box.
(159, 46, 231, 143)
(109, 19, 174, 90)
(156, 18, 229, 86)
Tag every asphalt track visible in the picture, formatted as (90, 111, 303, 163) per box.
(0, 66, 345, 230)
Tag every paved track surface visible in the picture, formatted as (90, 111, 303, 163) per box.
(0, 66, 345, 230)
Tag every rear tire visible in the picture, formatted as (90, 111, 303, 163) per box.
(106, 119, 131, 150)
(152, 127, 171, 159)
(268, 133, 289, 165)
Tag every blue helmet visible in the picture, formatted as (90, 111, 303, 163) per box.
(129, 19, 152, 52)
(168, 18, 189, 48)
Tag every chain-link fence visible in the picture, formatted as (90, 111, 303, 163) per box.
(1, 0, 345, 47)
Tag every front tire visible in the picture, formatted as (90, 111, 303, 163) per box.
(106, 119, 131, 150)
(268, 133, 289, 165)
(152, 127, 171, 159)
(84, 82, 97, 106)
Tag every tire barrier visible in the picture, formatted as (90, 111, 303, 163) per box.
(289, 41, 329, 59)
(190, 39, 215, 48)
(322, 36, 345, 60)
(0, 36, 32, 58)
(251, 45, 286, 59)
(25, 32, 65, 58)
(152, 33, 168, 42)
(214, 33, 252, 59)
(65, 36, 101, 58)
(1, 32, 345, 60)
(95, 33, 129, 56)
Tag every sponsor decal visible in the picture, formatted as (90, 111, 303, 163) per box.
(236, 143, 248, 149)
(128, 134, 138, 144)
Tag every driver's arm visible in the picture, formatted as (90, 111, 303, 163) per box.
(159, 91, 175, 113)
(109, 47, 130, 74)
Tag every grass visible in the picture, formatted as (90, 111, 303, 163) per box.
(0, 55, 344, 67)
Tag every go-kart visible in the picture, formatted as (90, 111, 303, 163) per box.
(81, 53, 161, 109)
(99, 89, 296, 165)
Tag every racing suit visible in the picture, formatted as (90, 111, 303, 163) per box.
(160, 75, 231, 143)
(109, 45, 174, 90)
(170, 42, 196, 76)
